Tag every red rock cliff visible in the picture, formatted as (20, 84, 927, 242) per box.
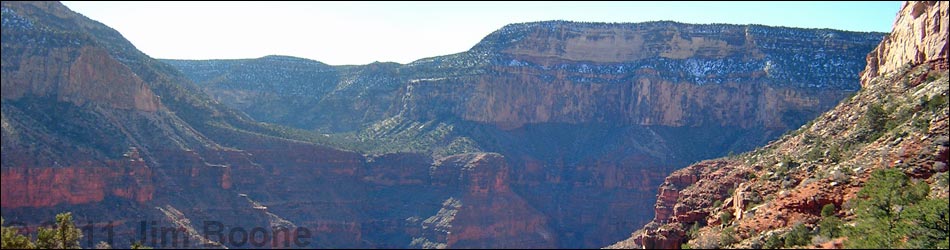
(2, 46, 161, 112)
(861, 1, 949, 86)
(0, 157, 153, 208)
(414, 153, 559, 248)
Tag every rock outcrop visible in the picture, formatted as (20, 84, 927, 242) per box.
(413, 153, 557, 248)
(0, 155, 153, 208)
(861, 1, 949, 86)
(1, 46, 161, 112)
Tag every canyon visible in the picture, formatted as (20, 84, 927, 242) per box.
(1, 1, 896, 249)
(163, 19, 884, 249)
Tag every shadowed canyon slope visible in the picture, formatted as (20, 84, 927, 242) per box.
(611, 1, 948, 249)
(1, 2, 552, 249)
(2, 1, 890, 249)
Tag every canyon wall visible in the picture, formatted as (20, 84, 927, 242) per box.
(404, 70, 847, 130)
(861, 1, 948, 86)
(616, 1, 949, 249)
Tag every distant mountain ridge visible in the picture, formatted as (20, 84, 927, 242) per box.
(165, 20, 884, 132)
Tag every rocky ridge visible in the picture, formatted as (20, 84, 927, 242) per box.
(167, 21, 884, 131)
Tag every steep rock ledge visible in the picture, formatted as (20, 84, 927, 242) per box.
(862, 1, 949, 86)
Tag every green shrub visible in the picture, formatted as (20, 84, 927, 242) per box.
(844, 168, 946, 249)
(719, 211, 734, 226)
(687, 222, 702, 239)
(924, 71, 939, 83)
(819, 216, 843, 239)
(940, 172, 949, 187)
(763, 233, 784, 249)
(778, 155, 800, 171)
(859, 103, 888, 142)
(821, 204, 836, 217)
(903, 198, 950, 249)
(720, 226, 738, 247)
(828, 144, 844, 163)
(805, 146, 823, 162)
(926, 94, 948, 113)
(912, 116, 931, 132)
(817, 203, 844, 240)
(784, 223, 811, 247)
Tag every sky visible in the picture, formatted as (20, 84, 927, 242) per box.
(62, 1, 903, 66)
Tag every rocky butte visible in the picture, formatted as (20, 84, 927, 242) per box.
(609, 1, 947, 249)
(2, 1, 891, 248)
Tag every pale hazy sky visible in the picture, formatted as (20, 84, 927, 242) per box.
(62, 1, 902, 66)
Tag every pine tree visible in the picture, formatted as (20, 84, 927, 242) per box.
(33, 212, 83, 249)
(903, 198, 950, 249)
(1, 217, 36, 249)
(54, 212, 83, 249)
(819, 216, 843, 239)
(783, 222, 810, 247)
(819, 203, 843, 238)
(35, 227, 57, 249)
(845, 168, 930, 249)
